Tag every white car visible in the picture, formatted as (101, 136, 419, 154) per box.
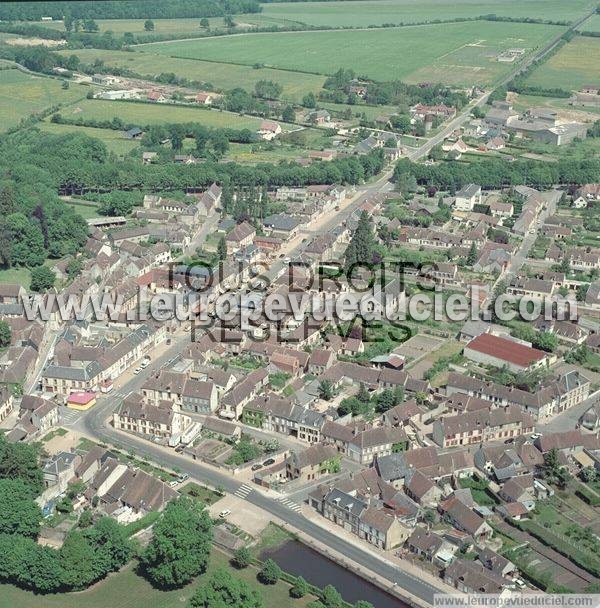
(219, 509, 231, 518)
(133, 367, 141, 375)
(531, 433, 542, 440)
(140, 360, 149, 369)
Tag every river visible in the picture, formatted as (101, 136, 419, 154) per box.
(261, 539, 408, 608)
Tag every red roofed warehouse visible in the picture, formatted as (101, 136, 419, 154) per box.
(463, 333, 551, 373)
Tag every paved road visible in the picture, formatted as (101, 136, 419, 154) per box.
(538, 388, 600, 434)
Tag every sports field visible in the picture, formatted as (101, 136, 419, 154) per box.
(523, 36, 600, 92)
(58, 48, 326, 100)
(260, 0, 594, 28)
(140, 21, 564, 85)
(53, 98, 298, 131)
(0, 69, 88, 132)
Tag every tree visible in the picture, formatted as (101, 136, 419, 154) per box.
(0, 479, 42, 539)
(302, 92, 316, 108)
(0, 320, 11, 347)
(144, 19, 155, 31)
(317, 379, 334, 401)
(190, 568, 264, 608)
(59, 530, 98, 589)
(290, 576, 309, 598)
(29, 266, 56, 292)
(258, 558, 281, 585)
(231, 546, 252, 569)
(82, 19, 99, 32)
(581, 467, 597, 483)
(217, 236, 227, 261)
(396, 172, 418, 195)
(200, 18, 209, 28)
(141, 497, 212, 588)
(321, 585, 343, 608)
(467, 241, 478, 266)
(169, 124, 187, 152)
(63, 14, 74, 32)
(577, 283, 589, 302)
(0, 435, 43, 495)
(255, 80, 283, 100)
(224, 14, 235, 28)
(123, 31, 135, 44)
(345, 210, 375, 268)
(282, 106, 295, 123)
(84, 517, 132, 574)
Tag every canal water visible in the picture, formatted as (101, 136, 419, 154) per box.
(261, 540, 408, 608)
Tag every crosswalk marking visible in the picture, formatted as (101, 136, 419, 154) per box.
(277, 497, 302, 513)
(235, 484, 253, 499)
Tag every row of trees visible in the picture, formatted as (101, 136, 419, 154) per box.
(394, 157, 600, 190)
(0, 0, 262, 21)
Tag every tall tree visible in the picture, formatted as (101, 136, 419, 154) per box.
(190, 568, 264, 608)
(0, 435, 43, 495)
(258, 558, 281, 585)
(141, 497, 212, 589)
(0, 320, 11, 347)
(0, 479, 42, 539)
(217, 236, 227, 261)
(29, 266, 56, 293)
(144, 19, 155, 31)
(345, 211, 375, 268)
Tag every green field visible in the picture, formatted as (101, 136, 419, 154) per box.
(0, 69, 88, 132)
(53, 98, 297, 131)
(58, 48, 325, 100)
(0, 549, 314, 608)
(140, 21, 564, 85)
(579, 14, 600, 32)
(523, 36, 600, 92)
(23, 14, 292, 35)
(261, 0, 594, 28)
(0, 267, 31, 289)
(38, 121, 141, 155)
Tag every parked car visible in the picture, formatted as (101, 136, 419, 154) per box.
(133, 367, 141, 375)
(263, 458, 275, 466)
(251, 463, 263, 471)
(219, 509, 231, 518)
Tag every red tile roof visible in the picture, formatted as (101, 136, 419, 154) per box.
(466, 333, 546, 368)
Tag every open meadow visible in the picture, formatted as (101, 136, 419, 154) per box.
(578, 14, 600, 32)
(523, 36, 600, 91)
(0, 69, 88, 131)
(58, 48, 326, 100)
(260, 0, 595, 28)
(54, 98, 298, 131)
(139, 21, 565, 85)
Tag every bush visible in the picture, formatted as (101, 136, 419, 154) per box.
(258, 558, 281, 585)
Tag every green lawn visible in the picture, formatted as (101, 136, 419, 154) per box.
(318, 101, 400, 122)
(523, 36, 600, 91)
(57, 48, 326, 100)
(140, 21, 564, 85)
(0, 548, 313, 608)
(37, 121, 140, 156)
(261, 0, 594, 28)
(579, 14, 600, 32)
(0, 69, 88, 132)
(0, 267, 31, 289)
(52, 98, 299, 131)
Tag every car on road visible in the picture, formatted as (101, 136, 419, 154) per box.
(219, 509, 231, 518)
(169, 480, 179, 487)
(251, 463, 263, 471)
(175, 445, 184, 453)
(133, 367, 141, 375)
(531, 433, 542, 440)
(262, 458, 275, 466)
(504, 438, 514, 445)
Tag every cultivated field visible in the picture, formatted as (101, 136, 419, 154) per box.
(261, 0, 595, 28)
(579, 14, 600, 32)
(141, 21, 564, 85)
(523, 36, 600, 92)
(0, 69, 88, 131)
(57, 48, 326, 100)
(53, 98, 300, 131)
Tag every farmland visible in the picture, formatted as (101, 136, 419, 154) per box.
(57, 48, 326, 100)
(37, 121, 141, 156)
(139, 21, 565, 85)
(523, 36, 600, 92)
(578, 14, 600, 32)
(52, 98, 297, 131)
(260, 0, 595, 28)
(0, 69, 88, 132)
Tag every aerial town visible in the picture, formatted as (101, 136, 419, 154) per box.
(0, 1, 599, 607)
